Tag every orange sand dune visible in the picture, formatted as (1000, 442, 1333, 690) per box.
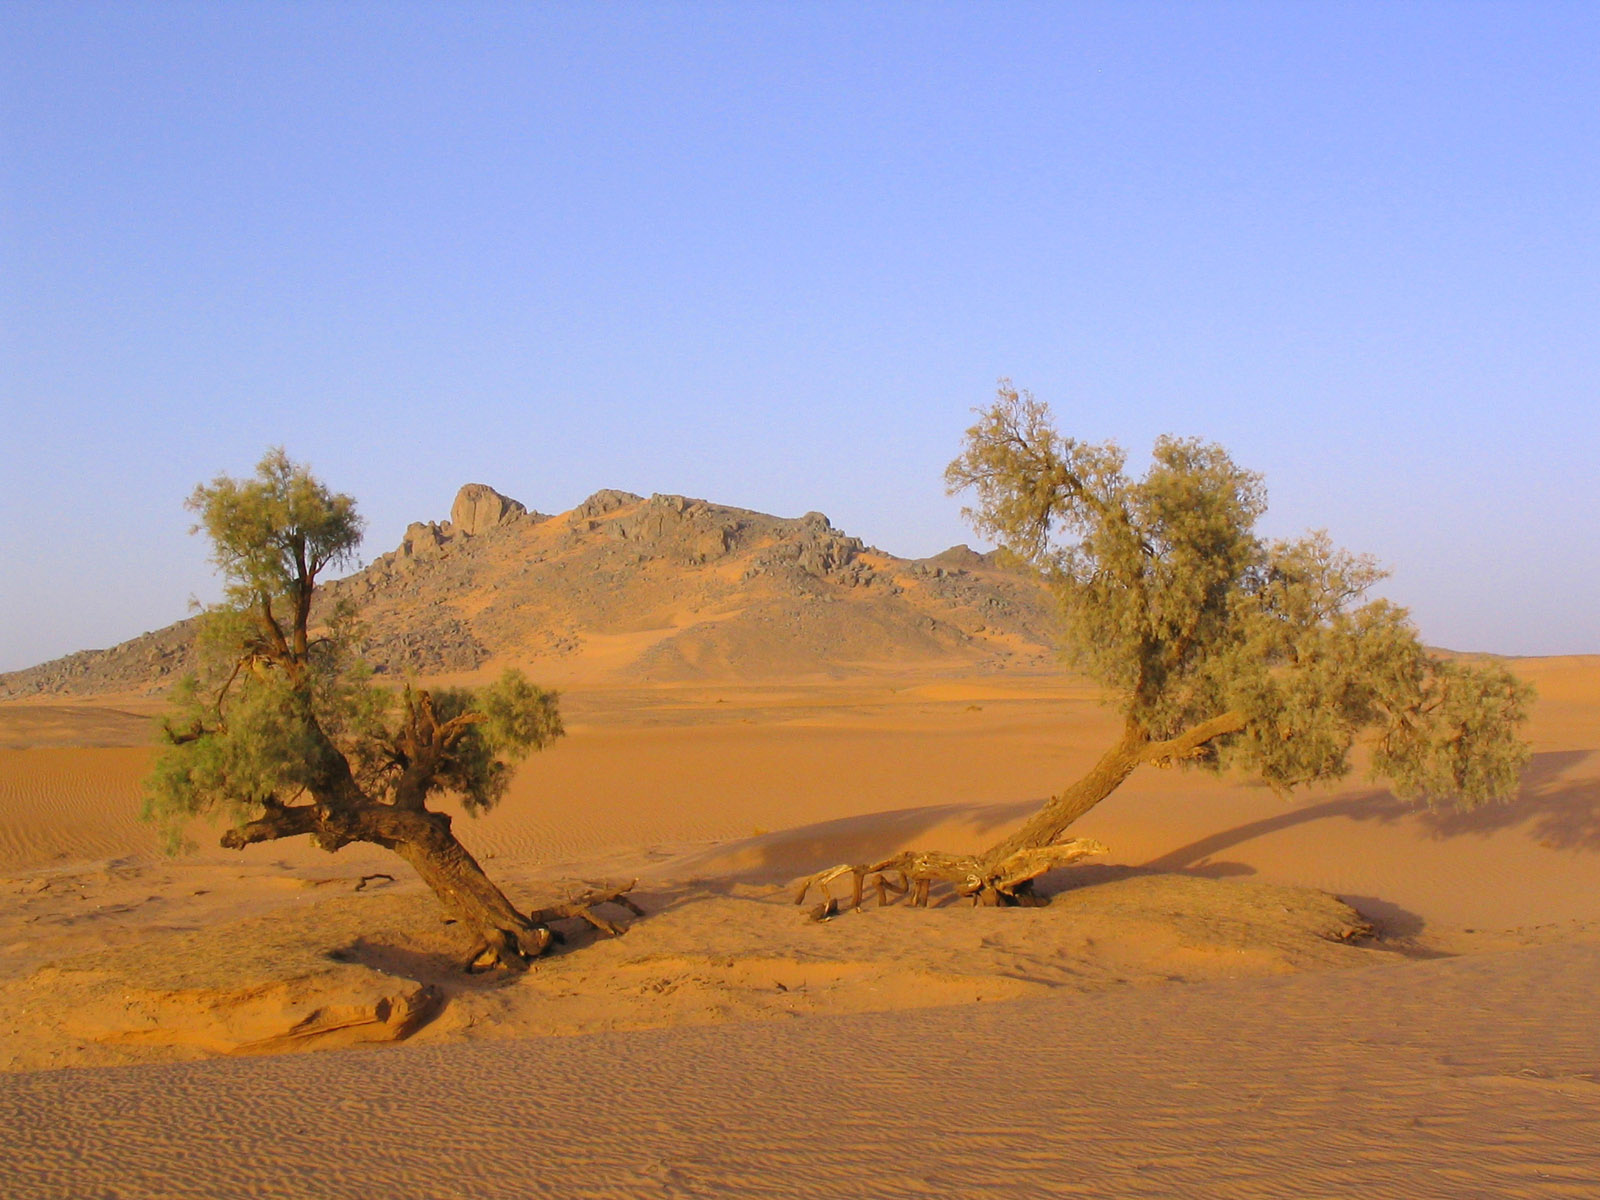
(3, 939, 1597, 1198)
(4, 660, 1594, 928)
(0, 656, 1596, 1196)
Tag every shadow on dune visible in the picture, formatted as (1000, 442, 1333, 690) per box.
(668, 798, 1041, 886)
(1145, 749, 1599, 872)
(1417, 750, 1599, 849)
(655, 751, 1597, 913)
(331, 938, 515, 990)
(1335, 893, 1433, 946)
(331, 895, 660, 990)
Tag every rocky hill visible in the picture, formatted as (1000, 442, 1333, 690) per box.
(1, 485, 1061, 698)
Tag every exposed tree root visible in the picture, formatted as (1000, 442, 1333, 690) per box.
(458, 880, 643, 973)
(530, 881, 645, 938)
(794, 838, 1107, 920)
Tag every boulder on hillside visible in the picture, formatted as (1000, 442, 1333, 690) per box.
(450, 483, 527, 537)
(925, 544, 996, 570)
(400, 521, 447, 559)
(573, 488, 643, 520)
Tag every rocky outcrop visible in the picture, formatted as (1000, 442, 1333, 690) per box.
(400, 521, 448, 559)
(399, 485, 530, 561)
(362, 615, 489, 675)
(1, 484, 1060, 696)
(450, 483, 528, 537)
(0, 619, 201, 698)
(573, 488, 643, 520)
(924, 544, 996, 570)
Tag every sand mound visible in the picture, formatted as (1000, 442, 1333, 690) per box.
(36, 961, 437, 1058)
(4, 938, 1597, 1200)
(0, 890, 448, 1069)
(0, 860, 1378, 1072)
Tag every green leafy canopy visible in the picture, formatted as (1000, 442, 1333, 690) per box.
(946, 382, 1532, 808)
(143, 449, 563, 851)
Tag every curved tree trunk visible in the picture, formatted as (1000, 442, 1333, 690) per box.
(351, 806, 555, 970)
(795, 711, 1248, 917)
(221, 801, 619, 970)
(213, 691, 588, 970)
(979, 729, 1146, 865)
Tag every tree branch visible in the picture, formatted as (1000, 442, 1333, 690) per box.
(212, 654, 247, 717)
(436, 711, 484, 749)
(220, 802, 321, 849)
(1142, 710, 1248, 765)
(257, 593, 292, 665)
(161, 717, 211, 746)
(390, 690, 488, 809)
(292, 538, 312, 661)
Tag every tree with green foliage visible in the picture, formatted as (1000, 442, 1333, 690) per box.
(797, 383, 1533, 915)
(144, 449, 633, 970)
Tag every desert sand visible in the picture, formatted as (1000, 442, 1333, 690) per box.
(1, 654, 1598, 1197)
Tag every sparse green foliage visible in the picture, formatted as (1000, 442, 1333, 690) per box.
(142, 449, 573, 969)
(947, 382, 1532, 812)
(796, 392, 1532, 919)
(799, 385, 1537, 919)
(189, 447, 363, 610)
(400, 671, 564, 816)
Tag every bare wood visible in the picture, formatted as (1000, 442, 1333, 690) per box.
(793, 837, 1107, 914)
(527, 881, 641, 930)
(793, 863, 857, 908)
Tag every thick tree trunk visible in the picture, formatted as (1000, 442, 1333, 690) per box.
(978, 727, 1146, 866)
(221, 801, 612, 970)
(358, 807, 554, 970)
(794, 710, 1248, 916)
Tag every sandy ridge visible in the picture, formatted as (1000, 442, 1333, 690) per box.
(3, 938, 1597, 1199)
(0, 658, 1595, 1195)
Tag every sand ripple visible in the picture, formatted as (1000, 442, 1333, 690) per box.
(3, 940, 1596, 1198)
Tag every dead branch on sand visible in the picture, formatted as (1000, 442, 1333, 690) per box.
(793, 839, 1107, 920)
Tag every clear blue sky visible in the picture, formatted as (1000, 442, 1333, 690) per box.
(3, 2, 1596, 671)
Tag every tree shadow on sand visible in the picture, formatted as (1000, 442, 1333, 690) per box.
(330, 896, 654, 991)
(1144, 749, 1599, 873)
(665, 798, 1042, 887)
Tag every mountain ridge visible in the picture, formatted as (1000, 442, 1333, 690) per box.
(1, 484, 1060, 698)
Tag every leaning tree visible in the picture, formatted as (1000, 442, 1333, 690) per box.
(144, 449, 637, 970)
(798, 384, 1533, 915)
